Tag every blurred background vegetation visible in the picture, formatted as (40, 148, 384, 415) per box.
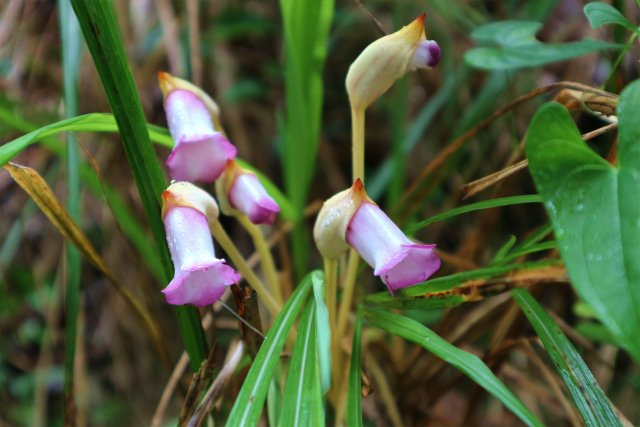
(1, 0, 639, 425)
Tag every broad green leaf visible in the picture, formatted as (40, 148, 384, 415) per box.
(404, 195, 542, 235)
(364, 308, 544, 427)
(584, 2, 640, 37)
(311, 273, 331, 395)
(279, 0, 334, 278)
(279, 285, 323, 427)
(69, 0, 206, 371)
(365, 260, 565, 309)
(227, 271, 316, 427)
(0, 112, 298, 222)
(526, 87, 640, 362)
(512, 289, 622, 427)
(347, 305, 363, 427)
(464, 21, 621, 70)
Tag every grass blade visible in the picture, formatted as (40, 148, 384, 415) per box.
(311, 273, 331, 395)
(278, 0, 334, 278)
(404, 195, 542, 235)
(0, 110, 297, 222)
(279, 284, 323, 427)
(364, 308, 544, 427)
(68, 0, 206, 371)
(511, 289, 622, 427)
(59, 0, 83, 422)
(347, 305, 363, 427)
(365, 260, 566, 309)
(227, 271, 317, 426)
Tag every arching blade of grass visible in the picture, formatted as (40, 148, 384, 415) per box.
(227, 271, 318, 427)
(59, 0, 83, 421)
(4, 163, 172, 368)
(365, 260, 566, 309)
(68, 0, 205, 371)
(0, 110, 297, 221)
(278, 0, 334, 278)
(511, 289, 622, 427)
(403, 195, 542, 235)
(279, 283, 323, 427)
(364, 308, 544, 427)
(347, 305, 363, 427)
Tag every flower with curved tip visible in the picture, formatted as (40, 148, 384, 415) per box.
(216, 160, 280, 225)
(159, 72, 237, 182)
(162, 181, 240, 307)
(314, 179, 440, 296)
(346, 13, 441, 111)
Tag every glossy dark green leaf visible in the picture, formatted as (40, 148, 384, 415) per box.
(584, 2, 640, 36)
(512, 289, 622, 427)
(526, 86, 640, 362)
(227, 271, 316, 427)
(464, 21, 621, 70)
(365, 260, 564, 309)
(364, 308, 543, 427)
(68, 0, 206, 371)
(347, 305, 363, 427)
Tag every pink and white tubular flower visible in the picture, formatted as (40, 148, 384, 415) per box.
(216, 160, 280, 225)
(162, 181, 240, 307)
(159, 72, 237, 183)
(314, 179, 440, 296)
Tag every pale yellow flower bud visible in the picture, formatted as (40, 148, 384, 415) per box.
(346, 14, 441, 111)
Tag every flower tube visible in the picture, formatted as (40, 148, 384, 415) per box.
(162, 181, 240, 306)
(159, 72, 237, 182)
(345, 13, 441, 112)
(314, 180, 440, 295)
(216, 160, 280, 225)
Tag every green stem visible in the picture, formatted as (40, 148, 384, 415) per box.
(336, 248, 359, 346)
(238, 215, 284, 306)
(352, 107, 365, 184)
(324, 257, 337, 330)
(210, 221, 281, 319)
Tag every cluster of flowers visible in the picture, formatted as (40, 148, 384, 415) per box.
(159, 72, 279, 307)
(159, 13, 442, 307)
(314, 14, 442, 296)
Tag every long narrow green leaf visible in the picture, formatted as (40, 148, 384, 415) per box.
(59, 0, 83, 422)
(68, 0, 205, 371)
(279, 286, 323, 427)
(495, 240, 557, 266)
(511, 289, 622, 427)
(279, 0, 334, 278)
(227, 271, 317, 426)
(347, 305, 363, 427)
(0, 110, 297, 221)
(404, 195, 542, 235)
(365, 260, 564, 309)
(312, 273, 331, 395)
(365, 308, 544, 427)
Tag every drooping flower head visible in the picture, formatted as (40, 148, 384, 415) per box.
(314, 179, 440, 296)
(346, 14, 441, 111)
(159, 72, 237, 182)
(216, 160, 280, 225)
(162, 181, 240, 306)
